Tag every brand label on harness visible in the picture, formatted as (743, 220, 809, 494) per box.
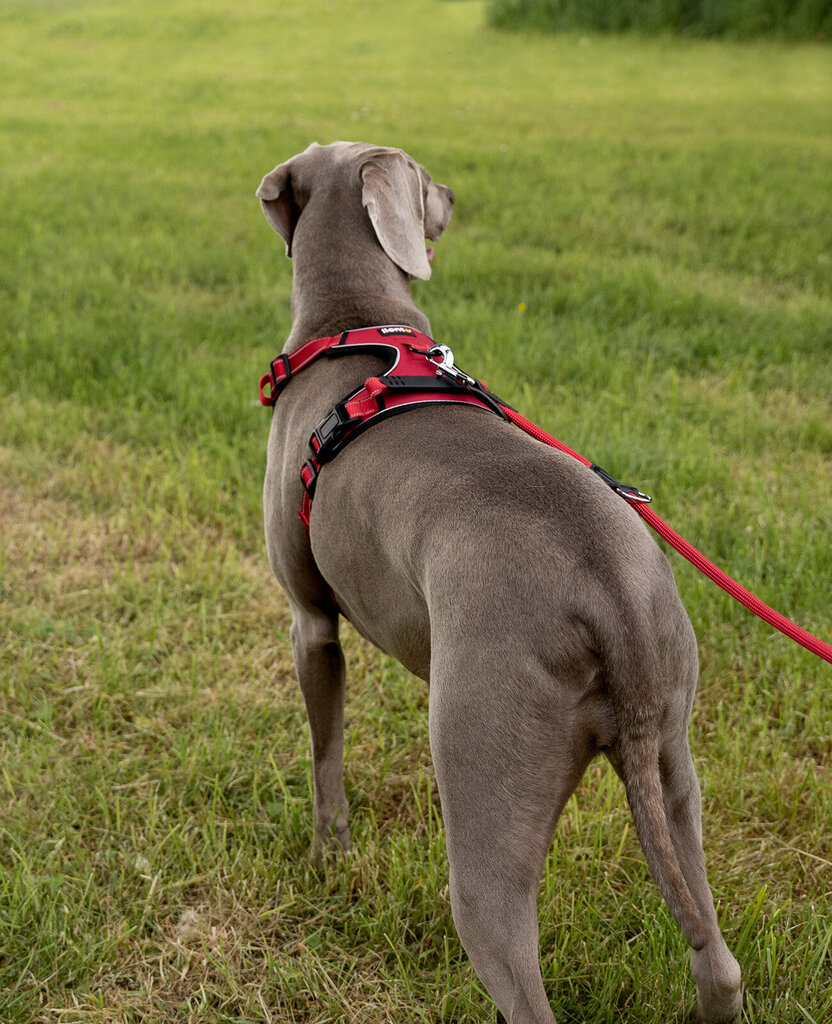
(377, 326, 416, 336)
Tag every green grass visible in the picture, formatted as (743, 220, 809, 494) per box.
(1, 0, 831, 1021)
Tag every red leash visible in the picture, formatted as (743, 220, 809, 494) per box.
(501, 406, 832, 665)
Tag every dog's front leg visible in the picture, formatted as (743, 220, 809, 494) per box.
(289, 601, 350, 860)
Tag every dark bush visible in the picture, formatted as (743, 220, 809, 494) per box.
(486, 0, 832, 39)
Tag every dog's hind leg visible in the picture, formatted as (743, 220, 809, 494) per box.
(428, 661, 596, 1024)
(289, 600, 350, 859)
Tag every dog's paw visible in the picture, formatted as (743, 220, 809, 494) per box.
(690, 990, 743, 1024)
(310, 825, 351, 866)
(690, 944, 742, 1024)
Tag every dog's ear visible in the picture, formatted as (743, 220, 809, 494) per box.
(361, 151, 432, 281)
(256, 162, 300, 257)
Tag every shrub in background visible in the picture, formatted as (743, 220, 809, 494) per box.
(486, 0, 832, 39)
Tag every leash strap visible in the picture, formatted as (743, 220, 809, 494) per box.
(498, 405, 832, 665)
(633, 503, 832, 663)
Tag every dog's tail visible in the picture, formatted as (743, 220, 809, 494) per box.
(615, 721, 707, 950)
(599, 608, 708, 951)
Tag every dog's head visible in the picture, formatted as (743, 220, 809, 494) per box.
(256, 141, 455, 280)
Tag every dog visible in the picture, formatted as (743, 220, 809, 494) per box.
(255, 141, 742, 1023)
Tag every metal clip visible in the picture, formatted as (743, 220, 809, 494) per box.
(426, 344, 477, 387)
(590, 464, 652, 503)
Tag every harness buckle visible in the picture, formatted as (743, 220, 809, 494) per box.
(310, 401, 362, 463)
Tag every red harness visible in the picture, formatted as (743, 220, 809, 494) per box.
(259, 325, 511, 528)
(259, 324, 832, 663)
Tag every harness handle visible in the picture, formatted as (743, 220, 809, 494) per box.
(259, 373, 277, 407)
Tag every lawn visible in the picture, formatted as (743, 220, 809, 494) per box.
(1, 0, 830, 1021)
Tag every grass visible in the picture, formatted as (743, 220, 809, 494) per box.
(1, 0, 831, 1020)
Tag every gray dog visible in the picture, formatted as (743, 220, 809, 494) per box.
(256, 141, 742, 1024)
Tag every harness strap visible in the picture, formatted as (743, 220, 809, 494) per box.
(259, 331, 345, 406)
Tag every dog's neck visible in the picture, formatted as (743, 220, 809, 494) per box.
(283, 203, 431, 351)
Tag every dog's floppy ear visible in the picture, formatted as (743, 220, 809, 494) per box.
(256, 162, 300, 257)
(361, 151, 432, 281)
